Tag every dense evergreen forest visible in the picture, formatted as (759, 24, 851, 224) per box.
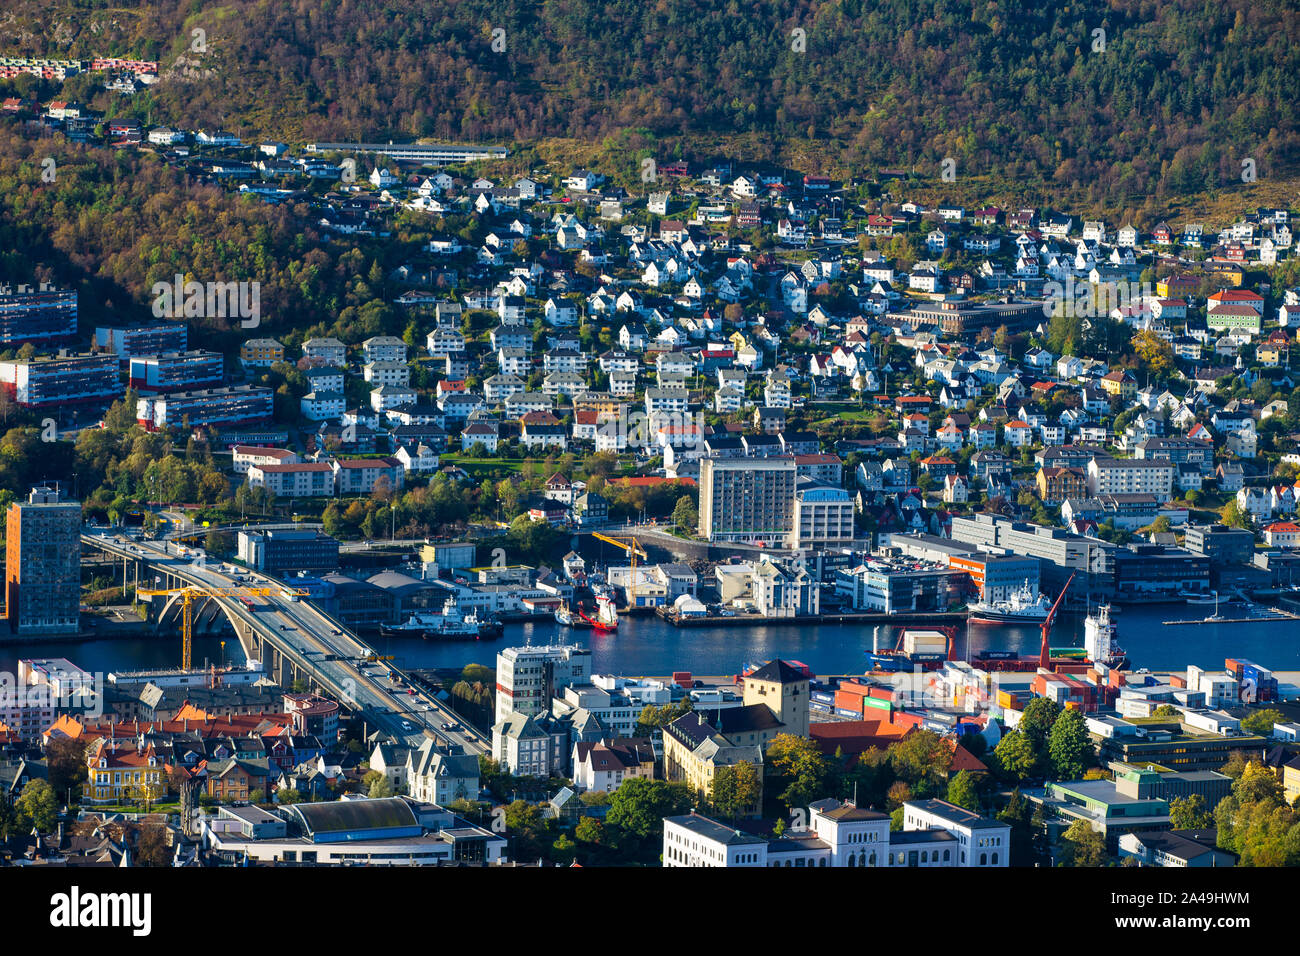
(1, 0, 1297, 198)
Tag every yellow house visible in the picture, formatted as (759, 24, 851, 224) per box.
(662, 711, 766, 816)
(1100, 369, 1136, 399)
(240, 337, 285, 367)
(1258, 344, 1286, 367)
(87, 739, 165, 805)
(572, 394, 626, 419)
(1281, 758, 1300, 804)
(1155, 275, 1199, 299)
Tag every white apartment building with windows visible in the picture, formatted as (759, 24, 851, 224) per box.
(1086, 457, 1176, 503)
(493, 644, 593, 723)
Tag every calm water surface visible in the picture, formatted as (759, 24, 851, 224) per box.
(5, 602, 1296, 681)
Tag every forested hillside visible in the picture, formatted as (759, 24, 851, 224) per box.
(0, 126, 394, 338)
(1, 0, 1297, 198)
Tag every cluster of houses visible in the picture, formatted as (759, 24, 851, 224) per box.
(5, 100, 1300, 568)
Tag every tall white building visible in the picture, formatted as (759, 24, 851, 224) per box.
(493, 644, 592, 723)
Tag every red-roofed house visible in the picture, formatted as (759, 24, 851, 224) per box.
(1264, 522, 1300, 548)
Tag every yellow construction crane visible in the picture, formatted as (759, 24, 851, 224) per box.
(590, 533, 647, 609)
(137, 584, 307, 669)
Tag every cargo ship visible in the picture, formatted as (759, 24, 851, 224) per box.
(1082, 604, 1128, 670)
(868, 573, 1116, 674)
(864, 627, 956, 672)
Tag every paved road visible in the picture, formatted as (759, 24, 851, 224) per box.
(83, 529, 487, 755)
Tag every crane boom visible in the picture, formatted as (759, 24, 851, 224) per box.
(1037, 573, 1075, 670)
(589, 533, 646, 609)
(138, 584, 307, 669)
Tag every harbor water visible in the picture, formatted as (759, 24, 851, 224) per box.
(9, 600, 1295, 681)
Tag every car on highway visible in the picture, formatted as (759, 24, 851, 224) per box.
(400, 720, 413, 731)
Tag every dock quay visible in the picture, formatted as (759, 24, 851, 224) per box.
(654, 607, 968, 627)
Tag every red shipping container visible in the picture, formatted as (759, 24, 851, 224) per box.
(833, 690, 866, 714)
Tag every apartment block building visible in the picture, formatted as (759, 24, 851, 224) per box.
(302, 337, 347, 366)
(5, 486, 81, 636)
(0, 353, 119, 409)
(94, 321, 187, 359)
(698, 455, 798, 546)
(239, 338, 285, 367)
(493, 643, 593, 723)
(1133, 437, 1214, 475)
(136, 385, 274, 430)
(790, 477, 855, 549)
(331, 457, 405, 495)
(0, 283, 78, 346)
(127, 350, 224, 392)
(1086, 457, 1176, 503)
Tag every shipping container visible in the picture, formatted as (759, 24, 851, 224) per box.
(835, 707, 862, 719)
(672, 671, 693, 686)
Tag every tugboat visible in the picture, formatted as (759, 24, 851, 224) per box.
(554, 600, 583, 628)
(382, 597, 497, 640)
(967, 581, 1052, 624)
(556, 588, 619, 631)
(1083, 604, 1128, 670)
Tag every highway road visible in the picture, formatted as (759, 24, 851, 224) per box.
(82, 528, 488, 755)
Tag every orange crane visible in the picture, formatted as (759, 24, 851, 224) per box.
(138, 584, 306, 669)
(590, 533, 647, 609)
(1037, 573, 1075, 670)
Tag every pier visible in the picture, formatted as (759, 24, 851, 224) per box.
(655, 607, 968, 627)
